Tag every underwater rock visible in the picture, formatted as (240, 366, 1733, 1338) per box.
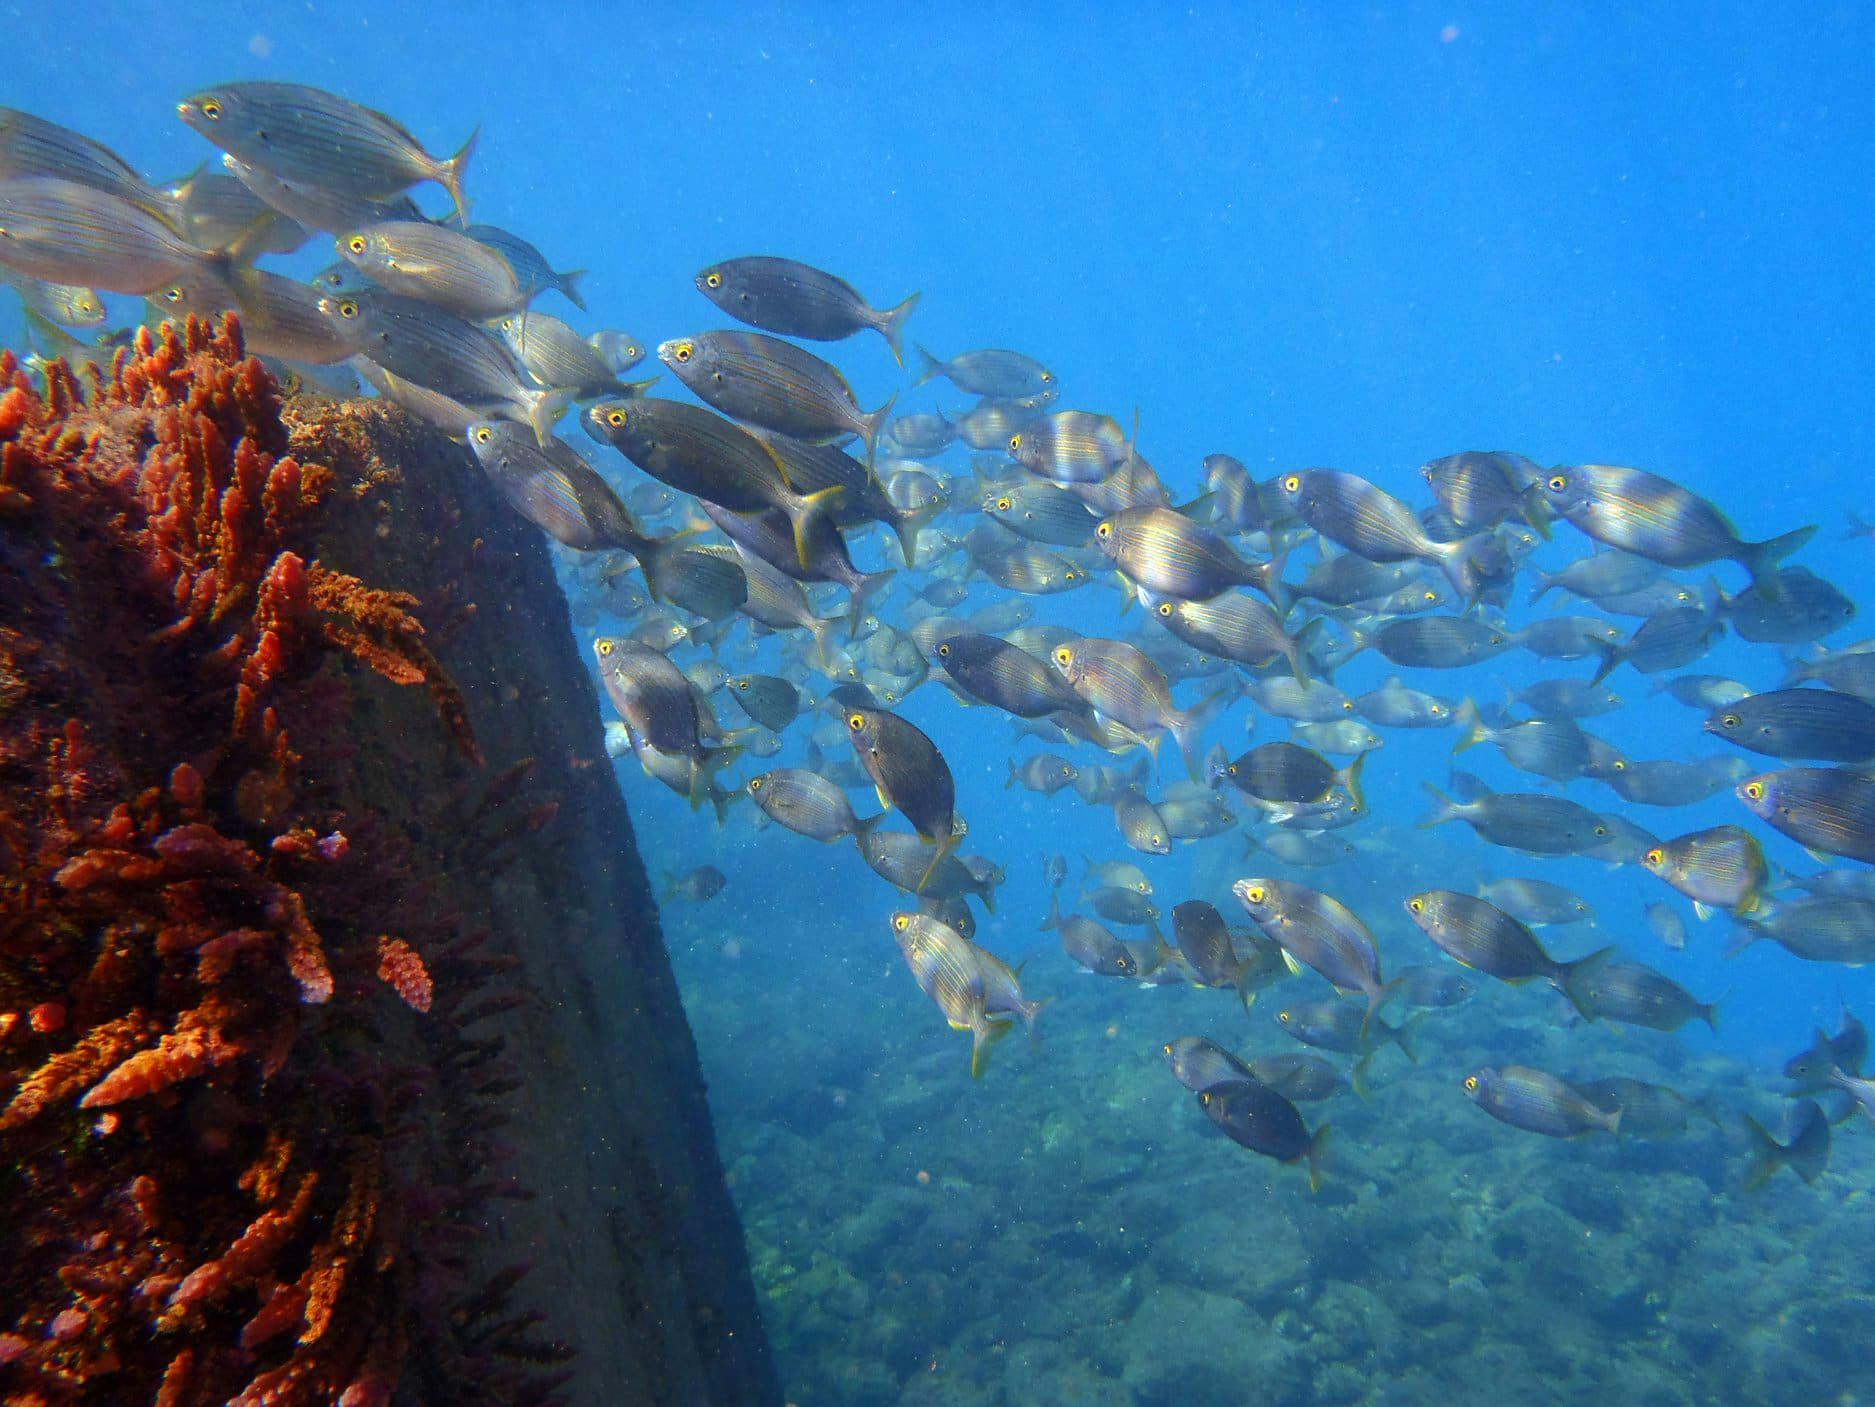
(0, 318, 778, 1406)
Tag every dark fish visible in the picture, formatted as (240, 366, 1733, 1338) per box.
(1562, 951, 1718, 1031)
(1095, 506, 1283, 605)
(643, 544, 750, 622)
(845, 706, 959, 872)
(1211, 743, 1364, 809)
(660, 329, 891, 454)
(1007, 753, 1080, 794)
(1244, 1052, 1345, 1102)
(888, 911, 1010, 1078)
(1740, 1100, 1830, 1190)
(1720, 567, 1854, 644)
(1170, 901, 1241, 988)
(698, 256, 918, 363)
(1421, 774, 1611, 855)
(703, 502, 891, 621)
(726, 673, 803, 732)
(1273, 998, 1419, 1067)
(593, 637, 706, 759)
(855, 821, 996, 910)
(1043, 894, 1137, 976)
(1086, 885, 1159, 926)
(1390, 965, 1474, 1009)
(1198, 1080, 1329, 1191)
(179, 81, 476, 220)
(466, 422, 654, 553)
(1705, 688, 1875, 763)
(936, 631, 1086, 720)
(1403, 890, 1604, 1009)
(1575, 1078, 1713, 1141)
(664, 865, 726, 903)
(1645, 902, 1689, 951)
(1783, 1007, 1867, 1095)
(1726, 897, 1875, 964)
(1234, 879, 1389, 1022)
(1464, 1065, 1620, 1138)
(1162, 1037, 1256, 1093)
(915, 345, 1055, 397)
(1277, 468, 1507, 600)
(585, 398, 842, 565)
(1475, 877, 1594, 927)
(1356, 614, 1507, 669)
(747, 767, 867, 841)
(1539, 463, 1814, 592)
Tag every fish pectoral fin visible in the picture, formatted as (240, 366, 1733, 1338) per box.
(1280, 950, 1305, 977)
(1693, 901, 1713, 922)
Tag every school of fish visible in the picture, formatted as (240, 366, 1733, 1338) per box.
(6, 84, 1873, 1194)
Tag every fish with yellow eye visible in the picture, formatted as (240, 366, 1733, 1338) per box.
(974, 545, 1091, 596)
(843, 705, 961, 887)
(1703, 687, 1875, 763)
(493, 308, 655, 399)
(1198, 1078, 1331, 1192)
(887, 911, 1013, 1079)
(465, 421, 662, 555)
(934, 632, 1086, 720)
(1538, 462, 1815, 594)
(659, 329, 894, 456)
(982, 478, 1098, 546)
(1638, 824, 1770, 917)
(1738, 767, 1875, 865)
(336, 219, 528, 318)
(1277, 467, 1511, 603)
(913, 344, 1055, 398)
(695, 255, 920, 364)
(1420, 450, 1550, 533)
(1006, 409, 1128, 484)
(1092, 505, 1287, 608)
(1464, 1066, 1621, 1139)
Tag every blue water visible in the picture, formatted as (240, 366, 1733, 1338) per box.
(12, 6, 1875, 1403)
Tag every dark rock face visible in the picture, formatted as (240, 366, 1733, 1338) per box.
(293, 396, 782, 1407)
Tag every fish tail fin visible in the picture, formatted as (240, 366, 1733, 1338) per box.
(1740, 1112, 1806, 1192)
(1020, 996, 1053, 1044)
(526, 385, 576, 447)
(1452, 697, 1487, 754)
(1526, 572, 1556, 606)
(1234, 968, 1261, 1016)
(891, 497, 944, 568)
(861, 392, 896, 470)
(1005, 758, 1019, 790)
(911, 344, 944, 389)
(1040, 891, 1062, 932)
(1293, 616, 1330, 685)
(876, 291, 921, 366)
(1341, 749, 1369, 814)
(847, 569, 895, 634)
(555, 268, 590, 311)
(1702, 994, 1724, 1032)
(1842, 509, 1873, 541)
(1602, 1105, 1624, 1138)
(1789, 1102, 1831, 1183)
(1255, 546, 1292, 615)
(1171, 688, 1231, 782)
(1737, 524, 1818, 597)
(1519, 483, 1555, 540)
(1557, 945, 1618, 1021)
(1349, 1054, 1374, 1100)
(706, 784, 738, 827)
(788, 484, 848, 571)
(913, 829, 961, 895)
(439, 125, 480, 226)
(1393, 1012, 1427, 1064)
(1440, 531, 1507, 606)
(1418, 781, 1458, 829)
(1587, 638, 1622, 686)
(1722, 917, 1764, 959)
(1304, 1123, 1331, 1195)
(970, 1014, 1013, 1079)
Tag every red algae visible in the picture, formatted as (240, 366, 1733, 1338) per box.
(0, 317, 562, 1405)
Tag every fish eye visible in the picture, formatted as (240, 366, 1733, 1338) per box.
(1408, 897, 1424, 913)
(1282, 474, 1301, 493)
(673, 342, 693, 363)
(1226, 764, 1238, 776)
(1136, 881, 1149, 893)
(1464, 1075, 1479, 1092)
(704, 271, 723, 289)
(995, 496, 1012, 511)
(346, 235, 366, 255)
(338, 300, 358, 319)
(1548, 474, 1568, 491)
(1041, 371, 1055, 383)
(847, 713, 866, 731)
(893, 914, 909, 931)
(162, 286, 183, 303)
(473, 427, 491, 444)
(1156, 603, 1173, 618)
(1745, 781, 1765, 800)
(1162, 1043, 1173, 1056)
(1007, 433, 1024, 452)
(1593, 825, 1609, 837)
(1277, 1010, 1291, 1023)
(200, 98, 222, 120)
(733, 679, 747, 689)
(1644, 847, 1663, 866)
(1246, 885, 1265, 903)
(937, 643, 950, 656)
(1430, 704, 1445, 716)
(1053, 646, 1072, 665)
(1096, 522, 1112, 539)
(606, 409, 627, 427)
(1721, 714, 1741, 729)
(1423, 590, 1438, 602)
(749, 777, 763, 791)
(597, 640, 613, 656)
(1341, 701, 1354, 711)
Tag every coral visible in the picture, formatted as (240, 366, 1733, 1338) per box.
(0, 318, 557, 1405)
